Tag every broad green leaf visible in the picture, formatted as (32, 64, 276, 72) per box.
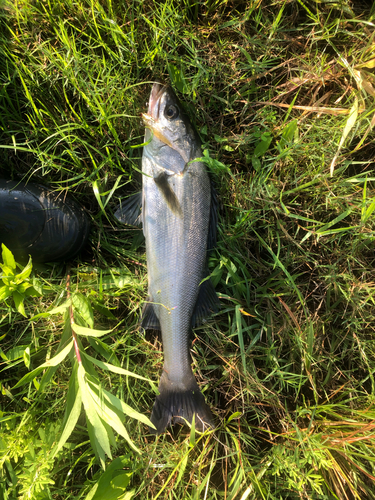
(72, 324, 113, 337)
(87, 377, 154, 428)
(1, 345, 29, 361)
(1, 244, 16, 270)
(226, 411, 242, 424)
(86, 381, 141, 453)
(252, 157, 261, 170)
(38, 365, 59, 393)
(1, 274, 12, 285)
(15, 257, 32, 281)
(87, 419, 107, 469)
(84, 456, 133, 500)
(103, 418, 117, 450)
(12, 291, 26, 317)
(40, 340, 74, 368)
(12, 365, 46, 389)
(83, 353, 151, 381)
(91, 301, 117, 319)
(30, 300, 71, 320)
(100, 271, 133, 290)
(31, 277, 44, 295)
(72, 292, 94, 328)
(24, 286, 41, 297)
(277, 119, 298, 150)
(0, 285, 12, 301)
(87, 337, 121, 366)
(239, 45, 255, 66)
(91, 378, 156, 429)
(13, 340, 74, 388)
(38, 315, 74, 392)
(78, 364, 112, 459)
(23, 347, 30, 369)
(16, 282, 32, 293)
(253, 133, 272, 158)
(53, 362, 82, 457)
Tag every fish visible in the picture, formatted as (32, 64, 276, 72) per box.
(115, 83, 219, 434)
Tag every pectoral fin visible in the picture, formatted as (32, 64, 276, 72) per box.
(114, 191, 142, 226)
(154, 172, 182, 217)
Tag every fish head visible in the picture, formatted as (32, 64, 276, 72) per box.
(142, 84, 200, 167)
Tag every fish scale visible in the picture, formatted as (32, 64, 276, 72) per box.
(144, 162, 210, 385)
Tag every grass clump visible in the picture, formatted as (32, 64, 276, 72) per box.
(1, 0, 375, 498)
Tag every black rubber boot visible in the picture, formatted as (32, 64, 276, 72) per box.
(0, 179, 90, 263)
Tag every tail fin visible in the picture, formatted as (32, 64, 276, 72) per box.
(150, 370, 214, 434)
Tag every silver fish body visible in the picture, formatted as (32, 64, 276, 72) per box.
(141, 84, 217, 433)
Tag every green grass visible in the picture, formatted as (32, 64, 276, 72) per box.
(1, 0, 375, 498)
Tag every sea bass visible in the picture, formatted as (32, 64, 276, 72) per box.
(116, 83, 218, 434)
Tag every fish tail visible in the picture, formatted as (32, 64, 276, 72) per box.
(150, 370, 214, 434)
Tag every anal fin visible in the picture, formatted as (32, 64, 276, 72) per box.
(141, 302, 160, 330)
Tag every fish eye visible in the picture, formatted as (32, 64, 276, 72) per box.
(164, 105, 179, 120)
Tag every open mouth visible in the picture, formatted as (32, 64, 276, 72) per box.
(142, 83, 166, 129)
(147, 83, 165, 119)
(141, 84, 189, 163)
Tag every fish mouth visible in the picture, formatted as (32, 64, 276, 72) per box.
(142, 83, 165, 131)
(146, 83, 166, 120)
(142, 83, 190, 163)
(142, 83, 170, 145)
